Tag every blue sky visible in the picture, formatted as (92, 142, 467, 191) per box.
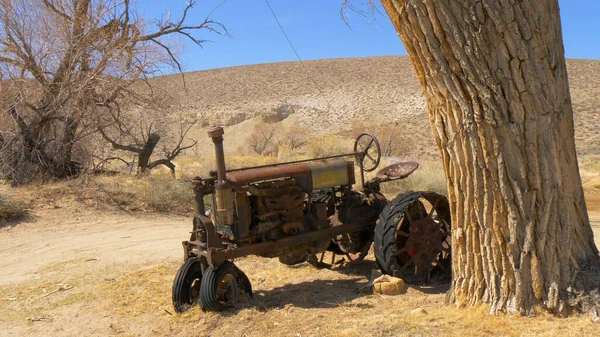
(140, 0, 600, 72)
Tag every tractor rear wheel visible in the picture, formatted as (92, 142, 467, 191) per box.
(172, 259, 203, 313)
(199, 261, 252, 311)
(374, 191, 451, 284)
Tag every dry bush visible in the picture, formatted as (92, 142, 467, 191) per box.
(169, 155, 280, 180)
(48, 174, 196, 214)
(97, 176, 194, 213)
(0, 192, 27, 224)
(579, 155, 600, 192)
(226, 155, 277, 170)
(276, 125, 306, 152)
(580, 155, 600, 173)
(303, 135, 354, 158)
(380, 159, 448, 197)
(350, 121, 413, 158)
(275, 144, 307, 163)
(249, 124, 278, 155)
(248, 122, 307, 157)
(0, 0, 226, 185)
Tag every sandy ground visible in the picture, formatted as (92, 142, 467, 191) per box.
(0, 209, 189, 285)
(2, 196, 600, 336)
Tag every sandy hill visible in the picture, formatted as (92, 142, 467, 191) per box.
(151, 56, 600, 159)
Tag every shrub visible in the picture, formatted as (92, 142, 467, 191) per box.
(0, 192, 27, 224)
(380, 159, 448, 198)
(303, 135, 354, 158)
(71, 174, 195, 214)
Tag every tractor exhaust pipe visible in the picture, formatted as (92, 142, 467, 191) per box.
(207, 126, 227, 181)
(207, 126, 234, 225)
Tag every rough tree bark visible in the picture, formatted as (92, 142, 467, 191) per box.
(136, 133, 161, 175)
(380, 0, 600, 315)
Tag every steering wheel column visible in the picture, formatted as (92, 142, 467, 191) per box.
(354, 133, 382, 188)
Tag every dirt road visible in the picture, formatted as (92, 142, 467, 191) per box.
(0, 209, 189, 285)
(4, 206, 600, 286)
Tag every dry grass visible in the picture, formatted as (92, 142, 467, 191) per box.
(2, 254, 597, 337)
(13, 147, 595, 217)
(580, 155, 600, 192)
(302, 135, 355, 158)
(380, 159, 448, 198)
(85, 175, 195, 214)
(1, 154, 598, 336)
(0, 186, 27, 224)
(169, 155, 279, 179)
(18, 174, 195, 214)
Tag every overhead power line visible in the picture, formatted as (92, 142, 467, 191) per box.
(264, 0, 331, 110)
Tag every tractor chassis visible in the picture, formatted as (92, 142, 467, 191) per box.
(183, 215, 371, 269)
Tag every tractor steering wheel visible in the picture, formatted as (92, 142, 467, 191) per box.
(354, 133, 381, 172)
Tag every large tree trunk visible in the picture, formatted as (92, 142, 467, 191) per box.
(58, 116, 80, 175)
(137, 133, 161, 176)
(380, 0, 600, 315)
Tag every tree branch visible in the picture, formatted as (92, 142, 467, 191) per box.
(50, 0, 91, 92)
(150, 37, 187, 92)
(2, 16, 47, 84)
(340, 0, 380, 28)
(92, 155, 132, 170)
(98, 128, 143, 154)
(43, 0, 72, 22)
(147, 158, 175, 170)
(134, 1, 229, 46)
(0, 56, 25, 68)
(147, 158, 175, 178)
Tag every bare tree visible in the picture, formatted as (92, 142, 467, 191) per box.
(276, 125, 306, 151)
(0, 0, 226, 184)
(250, 124, 277, 155)
(379, 0, 600, 317)
(98, 107, 197, 177)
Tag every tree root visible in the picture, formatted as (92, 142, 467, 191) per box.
(568, 259, 600, 322)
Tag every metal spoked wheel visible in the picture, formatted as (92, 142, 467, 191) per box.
(354, 133, 381, 172)
(199, 261, 252, 312)
(374, 191, 451, 284)
(172, 259, 203, 313)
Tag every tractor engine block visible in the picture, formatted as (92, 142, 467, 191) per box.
(247, 179, 330, 263)
(249, 179, 308, 241)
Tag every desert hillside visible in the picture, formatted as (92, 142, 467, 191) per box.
(151, 56, 600, 159)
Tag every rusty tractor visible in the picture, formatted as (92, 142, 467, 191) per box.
(172, 126, 451, 312)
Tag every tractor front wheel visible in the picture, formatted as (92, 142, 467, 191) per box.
(199, 261, 253, 311)
(172, 259, 203, 313)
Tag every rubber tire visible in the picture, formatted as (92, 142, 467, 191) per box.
(199, 261, 252, 312)
(373, 191, 428, 278)
(172, 259, 203, 313)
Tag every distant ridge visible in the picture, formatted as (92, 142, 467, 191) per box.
(150, 56, 600, 158)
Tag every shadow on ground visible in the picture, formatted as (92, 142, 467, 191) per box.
(408, 283, 450, 295)
(250, 277, 367, 310)
(0, 213, 31, 230)
(222, 258, 450, 313)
